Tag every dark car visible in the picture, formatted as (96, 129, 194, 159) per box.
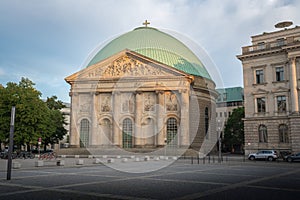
(284, 152, 300, 162)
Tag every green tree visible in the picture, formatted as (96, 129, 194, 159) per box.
(0, 78, 67, 151)
(42, 96, 67, 151)
(223, 107, 245, 153)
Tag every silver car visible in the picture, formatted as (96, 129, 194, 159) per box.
(248, 150, 278, 161)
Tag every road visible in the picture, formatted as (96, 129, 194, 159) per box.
(0, 157, 299, 200)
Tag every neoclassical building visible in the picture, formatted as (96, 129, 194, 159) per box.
(237, 23, 300, 155)
(65, 24, 217, 152)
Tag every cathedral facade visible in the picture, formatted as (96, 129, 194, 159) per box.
(65, 25, 217, 152)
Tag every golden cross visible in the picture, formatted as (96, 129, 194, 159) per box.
(143, 20, 150, 27)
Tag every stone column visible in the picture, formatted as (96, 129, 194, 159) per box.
(156, 91, 165, 147)
(113, 92, 121, 146)
(290, 57, 299, 114)
(180, 89, 190, 146)
(91, 92, 98, 147)
(135, 92, 143, 147)
(70, 92, 80, 148)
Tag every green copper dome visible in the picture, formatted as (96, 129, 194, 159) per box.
(87, 27, 211, 79)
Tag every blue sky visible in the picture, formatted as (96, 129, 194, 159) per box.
(1, 0, 300, 102)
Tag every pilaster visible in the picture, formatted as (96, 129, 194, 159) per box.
(113, 91, 121, 146)
(91, 92, 98, 146)
(156, 90, 165, 146)
(70, 92, 80, 147)
(135, 92, 143, 147)
(289, 57, 299, 113)
(180, 89, 190, 146)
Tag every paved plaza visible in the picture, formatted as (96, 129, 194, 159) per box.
(0, 157, 300, 200)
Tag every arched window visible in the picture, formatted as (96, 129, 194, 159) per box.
(205, 107, 209, 138)
(122, 118, 133, 148)
(258, 124, 268, 143)
(279, 124, 289, 143)
(167, 118, 178, 146)
(80, 119, 90, 147)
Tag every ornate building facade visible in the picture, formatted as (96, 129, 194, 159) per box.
(237, 24, 300, 155)
(65, 25, 217, 153)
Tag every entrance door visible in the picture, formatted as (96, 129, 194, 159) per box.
(166, 118, 178, 147)
(122, 118, 133, 148)
(80, 119, 90, 147)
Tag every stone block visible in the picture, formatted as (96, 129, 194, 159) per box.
(103, 155, 108, 158)
(107, 158, 114, 163)
(61, 155, 66, 158)
(13, 162, 21, 169)
(135, 158, 140, 162)
(116, 155, 121, 159)
(144, 156, 150, 161)
(74, 155, 80, 158)
(94, 158, 101, 164)
(122, 158, 128, 162)
(57, 160, 65, 166)
(76, 159, 84, 165)
(130, 155, 135, 159)
(154, 157, 160, 161)
(88, 155, 93, 158)
(35, 160, 44, 167)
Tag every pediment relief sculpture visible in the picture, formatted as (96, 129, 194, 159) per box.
(88, 55, 171, 78)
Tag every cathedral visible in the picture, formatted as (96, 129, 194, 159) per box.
(65, 22, 217, 154)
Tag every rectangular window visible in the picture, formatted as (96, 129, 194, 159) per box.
(277, 96, 286, 112)
(276, 67, 284, 82)
(257, 42, 265, 50)
(277, 38, 285, 46)
(257, 97, 266, 113)
(256, 69, 264, 84)
(220, 112, 222, 117)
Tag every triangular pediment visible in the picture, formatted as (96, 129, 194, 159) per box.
(65, 50, 191, 83)
(252, 88, 269, 95)
(272, 86, 289, 93)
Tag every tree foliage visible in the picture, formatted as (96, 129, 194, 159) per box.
(223, 107, 245, 153)
(0, 78, 67, 151)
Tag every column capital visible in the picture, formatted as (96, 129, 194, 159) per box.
(155, 90, 164, 95)
(112, 91, 120, 95)
(288, 55, 299, 62)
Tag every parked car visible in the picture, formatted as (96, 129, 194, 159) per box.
(248, 150, 278, 161)
(284, 152, 300, 162)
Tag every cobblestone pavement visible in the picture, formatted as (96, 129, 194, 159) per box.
(0, 157, 299, 200)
